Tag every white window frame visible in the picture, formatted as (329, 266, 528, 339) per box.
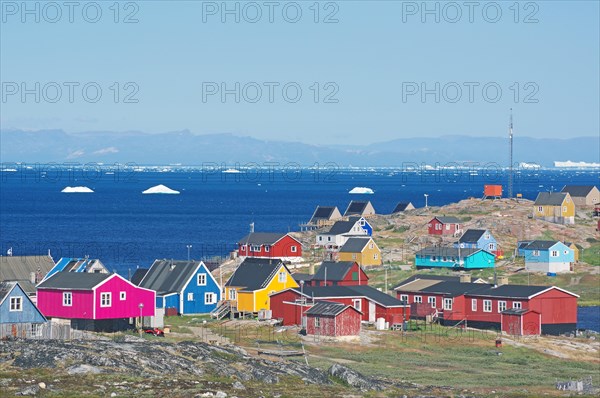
(187, 292, 194, 301)
(229, 289, 236, 300)
(428, 296, 436, 308)
(314, 316, 321, 327)
(9, 296, 23, 312)
(327, 236, 331, 241)
(100, 292, 111, 308)
(443, 298, 453, 311)
(471, 299, 477, 312)
(278, 271, 286, 283)
(205, 292, 216, 305)
(563, 206, 567, 213)
(240, 244, 247, 252)
(488, 243, 495, 251)
(352, 253, 357, 260)
(120, 291, 126, 301)
(63, 292, 72, 307)
(537, 206, 543, 212)
(414, 296, 422, 304)
(513, 301, 522, 309)
(400, 294, 408, 302)
(551, 250, 559, 257)
(483, 300, 492, 312)
(445, 224, 451, 230)
(197, 273, 207, 286)
(318, 236, 323, 241)
(373, 253, 378, 260)
(436, 223, 441, 230)
(498, 301, 507, 312)
(251, 245, 261, 252)
(369, 242, 374, 249)
(353, 299, 362, 311)
(264, 245, 270, 252)
(532, 250, 540, 257)
(290, 246, 297, 253)
(485, 233, 490, 240)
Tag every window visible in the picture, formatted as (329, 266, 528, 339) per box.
(369, 242, 374, 249)
(359, 220, 365, 226)
(460, 243, 465, 248)
(532, 250, 540, 257)
(314, 317, 321, 327)
(100, 292, 111, 307)
(205, 293, 216, 304)
(498, 301, 507, 312)
(318, 236, 322, 241)
(563, 206, 567, 213)
(432, 256, 437, 262)
(264, 245, 270, 252)
(428, 296, 436, 308)
(278, 271, 286, 283)
(442, 256, 447, 262)
(327, 237, 331, 241)
(414, 296, 422, 303)
(551, 250, 559, 257)
(436, 224, 441, 230)
(564, 250, 568, 255)
(251, 245, 260, 252)
(197, 273, 207, 286)
(353, 299, 361, 311)
(373, 253, 378, 260)
(63, 292, 72, 306)
(290, 246, 297, 253)
(485, 233, 490, 240)
(187, 292, 194, 301)
(537, 206, 543, 212)
(471, 299, 477, 311)
(483, 300, 492, 312)
(443, 298, 453, 311)
(446, 224, 450, 230)
(489, 243, 495, 251)
(30, 324, 43, 337)
(400, 294, 408, 302)
(352, 254, 357, 260)
(240, 244, 246, 252)
(9, 296, 22, 312)
(513, 301, 522, 309)
(229, 289, 236, 300)
(120, 291, 126, 300)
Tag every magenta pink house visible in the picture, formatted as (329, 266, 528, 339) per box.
(37, 272, 155, 332)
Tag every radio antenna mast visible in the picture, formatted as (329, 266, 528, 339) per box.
(508, 109, 514, 199)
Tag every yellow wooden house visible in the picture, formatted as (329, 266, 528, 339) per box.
(224, 258, 298, 313)
(564, 242, 579, 262)
(338, 237, 382, 266)
(533, 192, 575, 225)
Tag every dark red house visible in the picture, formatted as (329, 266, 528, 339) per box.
(394, 276, 578, 335)
(305, 301, 362, 337)
(428, 216, 461, 236)
(270, 285, 410, 326)
(237, 232, 302, 258)
(308, 261, 369, 287)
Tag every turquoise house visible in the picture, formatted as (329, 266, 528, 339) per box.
(519, 241, 574, 274)
(415, 247, 495, 269)
(0, 281, 47, 336)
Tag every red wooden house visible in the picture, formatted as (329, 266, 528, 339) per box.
(305, 301, 362, 337)
(237, 232, 302, 259)
(428, 216, 461, 236)
(394, 276, 578, 335)
(308, 261, 369, 287)
(270, 285, 410, 326)
(37, 272, 155, 332)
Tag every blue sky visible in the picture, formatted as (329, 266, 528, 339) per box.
(1, 0, 598, 145)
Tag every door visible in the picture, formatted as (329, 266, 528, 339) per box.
(369, 301, 376, 323)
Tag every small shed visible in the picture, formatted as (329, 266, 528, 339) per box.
(484, 185, 502, 199)
(304, 301, 362, 337)
(501, 308, 541, 336)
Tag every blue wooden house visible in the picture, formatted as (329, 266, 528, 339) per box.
(518, 241, 574, 275)
(136, 259, 221, 315)
(0, 281, 47, 336)
(454, 229, 497, 252)
(43, 257, 109, 281)
(415, 247, 495, 269)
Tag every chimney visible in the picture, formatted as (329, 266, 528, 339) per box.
(459, 274, 471, 283)
(30, 272, 36, 284)
(497, 276, 508, 286)
(308, 263, 315, 275)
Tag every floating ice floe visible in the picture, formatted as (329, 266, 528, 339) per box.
(62, 186, 94, 193)
(142, 184, 180, 194)
(349, 187, 374, 194)
(222, 168, 241, 173)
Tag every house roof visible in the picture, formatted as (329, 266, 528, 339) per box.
(0, 255, 55, 284)
(326, 217, 365, 235)
(130, 268, 149, 285)
(418, 281, 488, 297)
(393, 279, 444, 292)
(501, 308, 539, 315)
(37, 272, 112, 290)
(458, 229, 488, 243)
(138, 260, 203, 295)
(0, 281, 18, 306)
(393, 273, 486, 290)
(467, 284, 551, 299)
(304, 301, 358, 316)
(45, 257, 109, 280)
(433, 216, 461, 224)
(344, 201, 371, 215)
(310, 206, 338, 222)
(297, 285, 406, 307)
(225, 258, 288, 291)
(561, 185, 597, 197)
(392, 202, 413, 213)
(415, 247, 483, 257)
(339, 238, 373, 253)
(313, 261, 362, 281)
(534, 192, 568, 206)
(237, 232, 289, 245)
(291, 273, 313, 283)
(520, 240, 562, 250)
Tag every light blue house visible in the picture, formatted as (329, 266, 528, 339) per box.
(415, 247, 495, 269)
(518, 241, 574, 275)
(43, 257, 109, 281)
(0, 281, 47, 336)
(136, 260, 221, 315)
(454, 229, 497, 253)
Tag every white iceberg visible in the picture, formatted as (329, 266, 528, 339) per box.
(62, 186, 94, 193)
(554, 160, 600, 168)
(222, 168, 241, 173)
(142, 184, 180, 194)
(349, 187, 375, 194)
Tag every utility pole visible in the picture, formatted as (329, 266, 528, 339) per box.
(508, 109, 514, 199)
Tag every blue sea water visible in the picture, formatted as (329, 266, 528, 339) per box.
(577, 306, 600, 332)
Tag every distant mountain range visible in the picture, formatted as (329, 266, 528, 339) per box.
(1, 129, 598, 167)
